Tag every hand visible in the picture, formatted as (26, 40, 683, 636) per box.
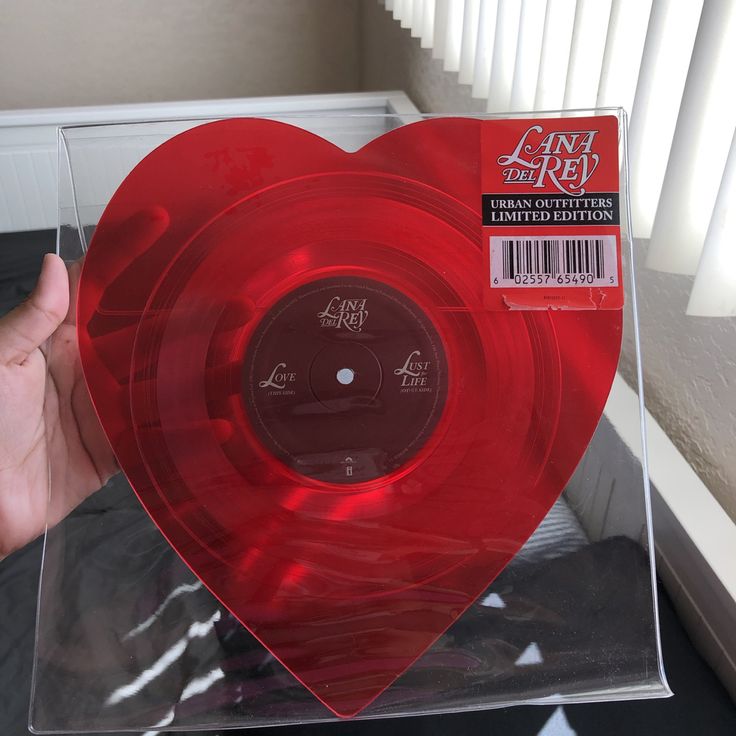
(0, 254, 117, 559)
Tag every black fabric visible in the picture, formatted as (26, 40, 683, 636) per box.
(3, 525, 735, 735)
(0, 230, 51, 315)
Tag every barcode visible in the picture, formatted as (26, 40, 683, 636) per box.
(490, 235, 618, 288)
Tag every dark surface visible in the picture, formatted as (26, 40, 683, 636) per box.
(1, 231, 735, 735)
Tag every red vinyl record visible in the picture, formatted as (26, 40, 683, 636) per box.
(77, 118, 622, 717)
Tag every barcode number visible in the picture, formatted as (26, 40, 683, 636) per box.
(490, 235, 618, 288)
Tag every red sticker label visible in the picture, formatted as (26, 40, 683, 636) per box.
(482, 115, 623, 310)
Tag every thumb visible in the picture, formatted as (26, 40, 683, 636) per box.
(0, 253, 70, 366)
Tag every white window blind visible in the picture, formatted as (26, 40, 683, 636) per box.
(379, 0, 736, 316)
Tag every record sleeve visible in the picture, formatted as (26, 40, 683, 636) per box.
(31, 107, 667, 734)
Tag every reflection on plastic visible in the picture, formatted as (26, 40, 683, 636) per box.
(106, 611, 222, 706)
(123, 580, 203, 641)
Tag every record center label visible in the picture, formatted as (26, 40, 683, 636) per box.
(317, 295, 369, 331)
(244, 277, 448, 484)
(258, 362, 297, 394)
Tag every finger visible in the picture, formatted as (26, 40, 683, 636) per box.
(63, 258, 84, 326)
(0, 253, 70, 366)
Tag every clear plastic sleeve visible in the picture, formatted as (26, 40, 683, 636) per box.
(30, 109, 669, 733)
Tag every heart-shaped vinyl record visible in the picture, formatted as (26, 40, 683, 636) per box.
(77, 118, 622, 717)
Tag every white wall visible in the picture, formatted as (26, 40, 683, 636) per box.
(360, 0, 736, 523)
(0, 0, 360, 109)
(620, 243, 736, 523)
